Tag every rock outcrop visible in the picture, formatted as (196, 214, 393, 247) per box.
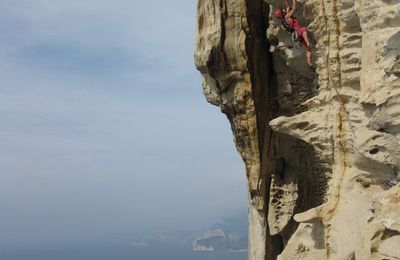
(194, 0, 400, 259)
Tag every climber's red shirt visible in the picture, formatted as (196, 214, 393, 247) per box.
(284, 17, 309, 49)
(285, 17, 302, 30)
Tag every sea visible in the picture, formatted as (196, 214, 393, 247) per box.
(0, 241, 247, 260)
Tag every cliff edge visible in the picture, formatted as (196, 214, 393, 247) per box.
(194, 0, 400, 259)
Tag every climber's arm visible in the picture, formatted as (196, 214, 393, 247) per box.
(285, 0, 296, 19)
(285, 0, 289, 12)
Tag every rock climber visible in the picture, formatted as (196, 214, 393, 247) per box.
(274, 0, 314, 66)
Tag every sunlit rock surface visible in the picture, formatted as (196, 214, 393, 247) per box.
(194, 0, 400, 259)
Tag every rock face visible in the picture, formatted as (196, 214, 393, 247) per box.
(194, 0, 400, 259)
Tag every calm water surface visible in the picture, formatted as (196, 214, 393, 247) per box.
(0, 241, 247, 260)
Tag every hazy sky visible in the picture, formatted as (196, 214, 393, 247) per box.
(0, 0, 247, 243)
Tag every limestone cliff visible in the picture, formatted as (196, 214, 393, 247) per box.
(194, 0, 400, 259)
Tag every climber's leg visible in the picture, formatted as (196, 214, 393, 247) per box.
(306, 49, 312, 66)
(302, 30, 311, 48)
(297, 27, 310, 47)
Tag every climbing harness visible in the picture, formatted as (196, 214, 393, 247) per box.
(281, 18, 299, 32)
(281, 18, 299, 43)
(291, 32, 299, 44)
